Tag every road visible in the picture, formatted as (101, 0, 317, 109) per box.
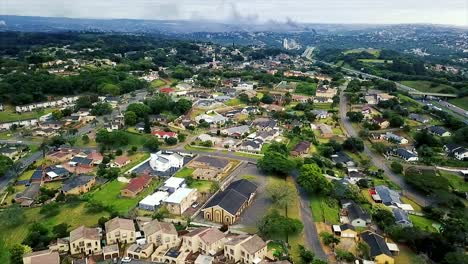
(339, 89, 431, 206)
(314, 59, 468, 124)
(291, 171, 328, 260)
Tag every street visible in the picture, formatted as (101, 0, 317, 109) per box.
(339, 89, 431, 206)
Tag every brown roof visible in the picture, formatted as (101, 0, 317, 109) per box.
(105, 217, 135, 232)
(103, 244, 119, 254)
(240, 235, 266, 254)
(199, 227, 225, 245)
(123, 175, 152, 194)
(292, 141, 311, 153)
(24, 249, 60, 264)
(141, 219, 177, 236)
(70, 226, 100, 242)
(87, 151, 103, 162)
(114, 156, 130, 165)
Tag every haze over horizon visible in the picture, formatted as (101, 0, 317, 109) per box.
(2, 0, 468, 26)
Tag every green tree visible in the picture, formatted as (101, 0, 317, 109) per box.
(390, 161, 403, 174)
(144, 137, 160, 152)
(124, 111, 138, 126)
(298, 163, 331, 195)
(91, 102, 113, 116)
(52, 223, 69, 239)
(127, 103, 150, 118)
(356, 242, 371, 259)
(0, 155, 13, 178)
(342, 137, 364, 152)
(320, 232, 340, 247)
(266, 181, 296, 216)
(258, 210, 303, 242)
(257, 151, 294, 176)
(81, 134, 90, 144)
(9, 244, 32, 264)
(346, 111, 364, 123)
(0, 205, 24, 227)
(164, 137, 178, 145)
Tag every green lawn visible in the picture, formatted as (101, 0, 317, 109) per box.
(439, 171, 468, 192)
(174, 167, 194, 178)
(448, 97, 468, 111)
(400, 196, 422, 212)
(18, 170, 35, 181)
(150, 79, 166, 88)
(124, 131, 152, 147)
(121, 152, 151, 173)
(310, 195, 340, 224)
(400, 80, 456, 94)
(0, 106, 55, 122)
(225, 98, 244, 106)
(234, 152, 263, 159)
(184, 144, 215, 152)
(344, 48, 380, 57)
(409, 215, 438, 232)
(89, 179, 158, 215)
(358, 59, 392, 64)
(314, 103, 333, 110)
(189, 180, 214, 193)
(395, 245, 422, 264)
(0, 202, 109, 247)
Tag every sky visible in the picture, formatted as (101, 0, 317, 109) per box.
(2, 0, 468, 26)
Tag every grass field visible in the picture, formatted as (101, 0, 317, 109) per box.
(344, 48, 380, 57)
(225, 98, 244, 107)
(189, 180, 214, 193)
(409, 215, 438, 232)
(174, 167, 194, 178)
(310, 195, 340, 224)
(234, 152, 263, 159)
(124, 131, 152, 147)
(0, 106, 55, 122)
(439, 171, 468, 192)
(394, 244, 422, 264)
(121, 152, 150, 173)
(184, 144, 215, 152)
(400, 80, 456, 94)
(89, 179, 158, 215)
(150, 79, 166, 88)
(358, 59, 392, 64)
(448, 97, 468, 111)
(0, 202, 109, 247)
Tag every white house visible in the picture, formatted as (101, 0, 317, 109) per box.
(149, 151, 184, 173)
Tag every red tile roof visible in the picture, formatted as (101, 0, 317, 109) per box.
(124, 175, 152, 194)
(114, 156, 130, 166)
(160, 87, 175, 93)
(152, 131, 177, 138)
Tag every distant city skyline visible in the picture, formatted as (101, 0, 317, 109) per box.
(2, 0, 467, 26)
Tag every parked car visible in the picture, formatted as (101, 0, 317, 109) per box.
(191, 202, 199, 208)
(121, 257, 132, 263)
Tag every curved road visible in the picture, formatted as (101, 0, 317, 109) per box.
(339, 89, 430, 206)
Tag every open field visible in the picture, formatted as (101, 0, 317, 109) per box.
(448, 97, 468, 111)
(0, 202, 109, 247)
(89, 179, 159, 215)
(150, 79, 166, 88)
(394, 244, 423, 264)
(174, 167, 194, 178)
(409, 215, 438, 232)
(358, 59, 392, 64)
(310, 195, 340, 224)
(344, 48, 380, 57)
(439, 171, 468, 192)
(0, 106, 55, 123)
(399, 80, 456, 94)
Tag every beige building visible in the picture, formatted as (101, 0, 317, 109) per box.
(224, 234, 267, 264)
(187, 156, 231, 181)
(105, 217, 136, 245)
(315, 86, 337, 98)
(142, 219, 179, 248)
(127, 243, 154, 259)
(183, 227, 226, 255)
(103, 244, 120, 260)
(163, 187, 198, 215)
(69, 226, 102, 255)
(48, 237, 70, 253)
(23, 249, 60, 264)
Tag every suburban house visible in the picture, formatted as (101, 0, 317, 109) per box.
(372, 117, 390, 129)
(317, 123, 334, 138)
(15, 183, 40, 206)
(332, 224, 358, 239)
(141, 219, 179, 248)
(127, 243, 154, 260)
(311, 110, 329, 119)
(163, 187, 198, 215)
(111, 156, 131, 168)
(183, 227, 226, 255)
(22, 249, 60, 264)
(239, 139, 263, 153)
(383, 132, 409, 144)
(139, 191, 169, 211)
(392, 148, 418, 162)
(340, 200, 371, 227)
(162, 177, 186, 193)
(87, 151, 103, 165)
(105, 217, 136, 245)
(372, 185, 401, 206)
(315, 86, 337, 98)
(195, 112, 227, 125)
(152, 130, 177, 139)
(69, 226, 102, 255)
(221, 125, 250, 138)
(121, 175, 153, 198)
(428, 126, 451, 137)
(444, 144, 468, 160)
(359, 231, 395, 264)
(148, 151, 185, 174)
(290, 141, 311, 156)
(61, 175, 96, 195)
(409, 113, 430, 123)
(187, 156, 231, 181)
(224, 234, 267, 264)
(202, 179, 258, 225)
(252, 118, 277, 131)
(392, 208, 413, 227)
(331, 152, 355, 167)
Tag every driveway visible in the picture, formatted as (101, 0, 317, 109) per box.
(339, 90, 431, 206)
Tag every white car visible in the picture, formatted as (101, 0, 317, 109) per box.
(121, 257, 132, 263)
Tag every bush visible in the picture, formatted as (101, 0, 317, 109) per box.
(390, 161, 403, 174)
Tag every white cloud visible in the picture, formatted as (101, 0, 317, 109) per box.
(2, 0, 467, 26)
